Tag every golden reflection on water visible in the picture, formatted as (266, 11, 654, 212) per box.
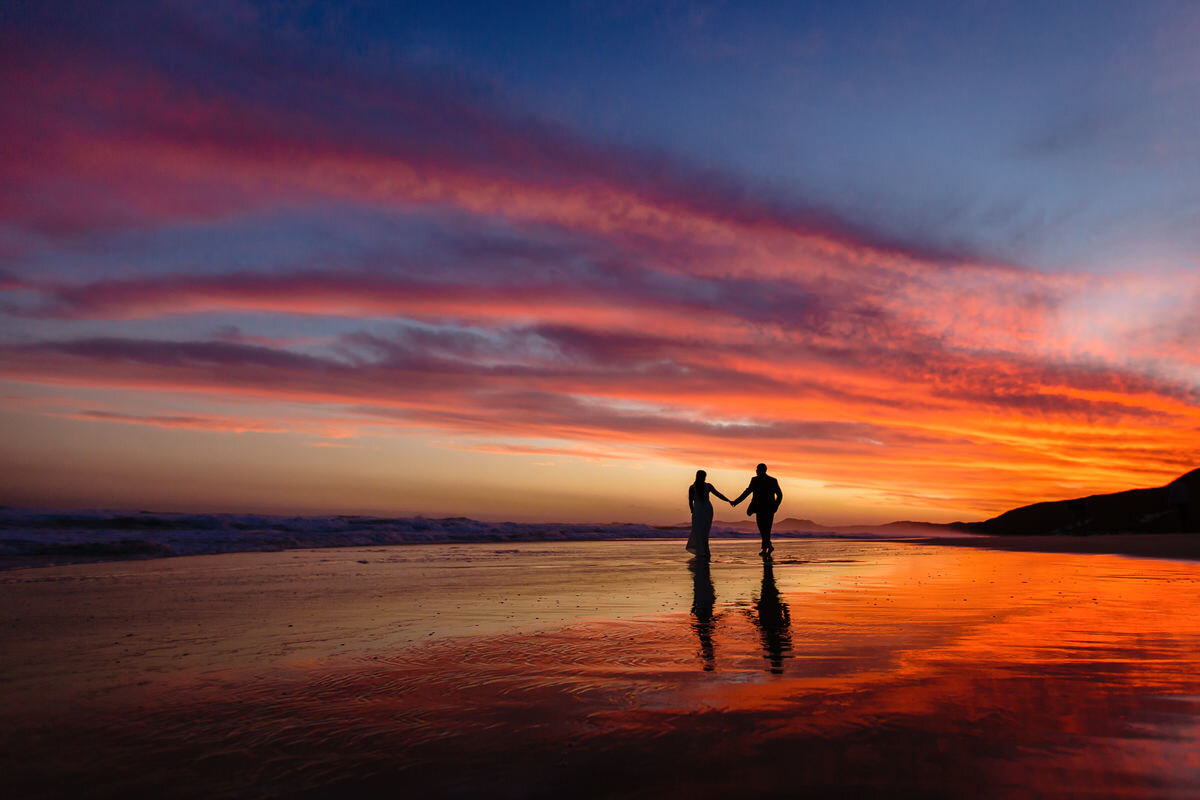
(7, 540, 1200, 797)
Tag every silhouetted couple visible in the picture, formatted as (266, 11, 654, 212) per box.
(687, 463, 783, 558)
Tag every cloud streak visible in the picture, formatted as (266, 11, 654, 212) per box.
(1, 3, 1198, 519)
(2, 321, 1196, 515)
(2, 1, 983, 268)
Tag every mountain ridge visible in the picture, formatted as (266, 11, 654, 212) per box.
(709, 468, 1200, 536)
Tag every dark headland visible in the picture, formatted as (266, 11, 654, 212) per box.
(907, 467, 1200, 561)
(950, 467, 1200, 536)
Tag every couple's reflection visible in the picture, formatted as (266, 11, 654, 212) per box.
(747, 558, 792, 673)
(688, 556, 792, 673)
(689, 557, 716, 671)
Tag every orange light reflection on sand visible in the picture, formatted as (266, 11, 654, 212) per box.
(10, 543, 1200, 796)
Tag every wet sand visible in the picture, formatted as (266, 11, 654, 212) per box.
(5, 539, 1200, 797)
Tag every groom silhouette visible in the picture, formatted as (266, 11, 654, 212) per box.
(733, 463, 783, 555)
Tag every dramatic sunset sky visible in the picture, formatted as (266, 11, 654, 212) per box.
(1, 1, 1198, 523)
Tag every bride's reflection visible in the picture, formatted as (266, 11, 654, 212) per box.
(747, 557, 792, 673)
(689, 557, 717, 671)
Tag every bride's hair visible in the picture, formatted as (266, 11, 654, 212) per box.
(695, 469, 707, 483)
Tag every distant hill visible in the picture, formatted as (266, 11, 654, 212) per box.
(956, 468, 1200, 536)
(710, 468, 1200, 537)
(711, 516, 958, 537)
(713, 517, 828, 531)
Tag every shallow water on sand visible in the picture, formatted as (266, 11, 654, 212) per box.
(5, 540, 1200, 797)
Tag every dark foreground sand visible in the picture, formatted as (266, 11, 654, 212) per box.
(5, 539, 1200, 798)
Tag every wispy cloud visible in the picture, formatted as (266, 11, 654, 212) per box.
(64, 409, 292, 434)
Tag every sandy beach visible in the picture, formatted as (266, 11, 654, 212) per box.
(4, 538, 1200, 797)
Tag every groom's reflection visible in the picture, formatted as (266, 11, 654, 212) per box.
(689, 557, 717, 671)
(748, 558, 792, 673)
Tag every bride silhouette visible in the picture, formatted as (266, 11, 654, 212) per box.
(686, 470, 733, 559)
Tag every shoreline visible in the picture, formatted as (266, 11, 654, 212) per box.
(905, 532, 1200, 562)
(0, 532, 929, 572)
(5, 531, 1200, 571)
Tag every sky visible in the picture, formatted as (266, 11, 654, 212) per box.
(1, 0, 1198, 524)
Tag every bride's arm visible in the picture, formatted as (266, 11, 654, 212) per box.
(709, 484, 733, 503)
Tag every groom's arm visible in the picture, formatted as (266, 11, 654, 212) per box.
(732, 485, 752, 505)
(774, 482, 783, 510)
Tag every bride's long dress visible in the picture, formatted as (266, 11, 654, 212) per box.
(686, 482, 714, 557)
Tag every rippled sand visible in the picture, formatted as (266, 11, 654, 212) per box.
(5, 540, 1200, 797)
